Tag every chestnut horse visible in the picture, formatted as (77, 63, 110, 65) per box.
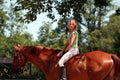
(12, 45, 120, 80)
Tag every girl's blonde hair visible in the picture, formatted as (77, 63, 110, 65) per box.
(67, 19, 78, 30)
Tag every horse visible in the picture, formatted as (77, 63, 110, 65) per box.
(11, 45, 120, 80)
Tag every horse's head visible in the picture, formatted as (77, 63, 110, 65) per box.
(11, 44, 27, 73)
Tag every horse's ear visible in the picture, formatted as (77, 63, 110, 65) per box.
(17, 44, 21, 47)
(14, 44, 21, 51)
(14, 46, 19, 50)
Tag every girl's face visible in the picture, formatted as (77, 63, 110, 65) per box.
(67, 19, 76, 32)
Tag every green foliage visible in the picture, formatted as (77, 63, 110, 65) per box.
(0, 63, 13, 79)
(114, 33, 120, 56)
(0, 0, 3, 4)
(14, 0, 56, 23)
(86, 14, 120, 53)
(36, 17, 85, 52)
(30, 65, 46, 80)
(0, 32, 35, 57)
(37, 22, 52, 46)
(0, 10, 8, 34)
(0, 63, 45, 80)
(13, 0, 114, 54)
(14, 0, 112, 31)
(0, 1, 35, 57)
(110, 15, 120, 56)
(87, 28, 115, 52)
(14, 0, 115, 54)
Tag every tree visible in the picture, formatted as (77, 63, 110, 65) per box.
(14, 0, 119, 53)
(86, 14, 120, 53)
(6, 1, 26, 36)
(86, 27, 115, 52)
(37, 21, 54, 47)
(0, 0, 8, 35)
(110, 15, 120, 56)
(114, 33, 120, 57)
(51, 18, 69, 49)
(0, 32, 35, 57)
(14, 0, 112, 29)
(14, 0, 56, 23)
(0, 0, 10, 57)
(37, 19, 69, 49)
(0, 0, 34, 57)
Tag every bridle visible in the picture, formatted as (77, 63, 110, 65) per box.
(14, 50, 27, 70)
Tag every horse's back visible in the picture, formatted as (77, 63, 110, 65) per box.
(85, 50, 113, 63)
(68, 50, 113, 66)
(65, 50, 115, 80)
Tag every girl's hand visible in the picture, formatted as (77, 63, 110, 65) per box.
(57, 51, 64, 57)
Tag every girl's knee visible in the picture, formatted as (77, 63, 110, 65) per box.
(58, 61, 64, 67)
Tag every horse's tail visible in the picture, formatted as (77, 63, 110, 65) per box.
(111, 54, 120, 79)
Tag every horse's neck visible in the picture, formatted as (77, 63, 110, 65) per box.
(25, 47, 83, 80)
(25, 48, 60, 79)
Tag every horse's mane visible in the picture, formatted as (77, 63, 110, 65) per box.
(22, 46, 61, 55)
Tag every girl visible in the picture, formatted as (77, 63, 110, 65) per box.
(57, 19, 79, 80)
